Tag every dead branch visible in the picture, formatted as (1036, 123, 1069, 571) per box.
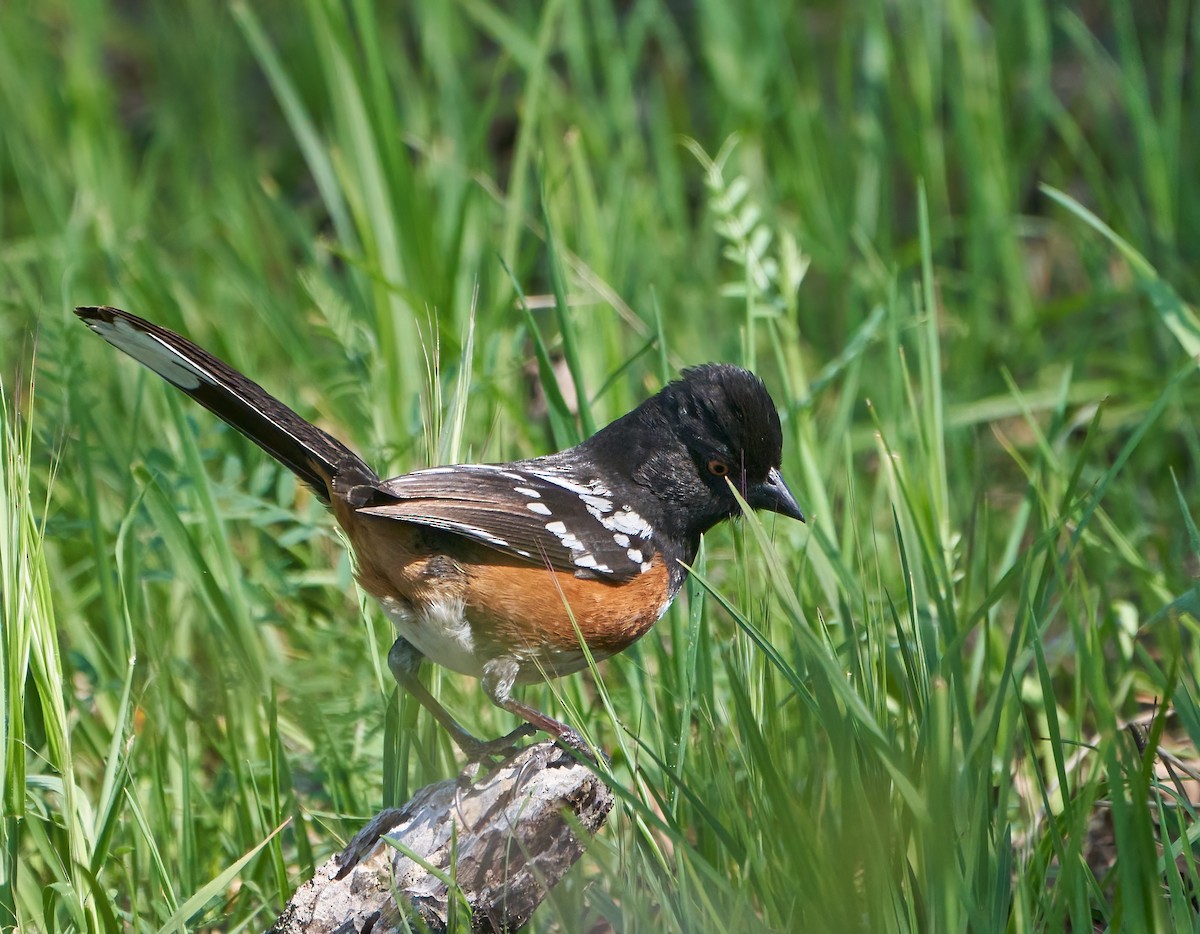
(270, 742, 613, 933)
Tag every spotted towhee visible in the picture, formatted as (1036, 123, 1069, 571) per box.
(77, 305, 804, 758)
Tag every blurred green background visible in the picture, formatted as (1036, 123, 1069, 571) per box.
(3, 1, 1200, 930)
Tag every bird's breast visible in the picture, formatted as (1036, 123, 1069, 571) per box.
(463, 555, 676, 681)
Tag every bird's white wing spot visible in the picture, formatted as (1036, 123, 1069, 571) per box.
(579, 493, 613, 513)
(573, 553, 612, 572)
(531, 471, 607, 498)
(603, 509, 652, 539)
(545, 519, 587, 553)
(526, 502, 552, 516)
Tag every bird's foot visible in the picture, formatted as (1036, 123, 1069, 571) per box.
(456, 722, 537, 764)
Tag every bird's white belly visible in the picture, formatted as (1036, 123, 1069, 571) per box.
(377, 594, 613, 683)
(379, 595, 486, 678)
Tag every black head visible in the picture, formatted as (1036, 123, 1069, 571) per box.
(583, 364, 804, 546)
(664, 364, 804, 523)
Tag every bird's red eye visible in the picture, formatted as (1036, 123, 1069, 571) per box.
(708, 460, 730, 477)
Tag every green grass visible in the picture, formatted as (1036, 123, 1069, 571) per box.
(4, 1, 1200, 930)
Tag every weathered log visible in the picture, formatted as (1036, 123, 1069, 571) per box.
(270, 742, 613, 933)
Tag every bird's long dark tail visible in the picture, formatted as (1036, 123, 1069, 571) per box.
(75, 305, 377, 502)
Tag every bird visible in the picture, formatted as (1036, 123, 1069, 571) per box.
(75, 305, 805, 759)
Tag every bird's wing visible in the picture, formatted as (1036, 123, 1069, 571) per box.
(356, 464, 656, 581)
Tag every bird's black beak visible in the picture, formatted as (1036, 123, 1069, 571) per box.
(748, 466, 805, 523)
